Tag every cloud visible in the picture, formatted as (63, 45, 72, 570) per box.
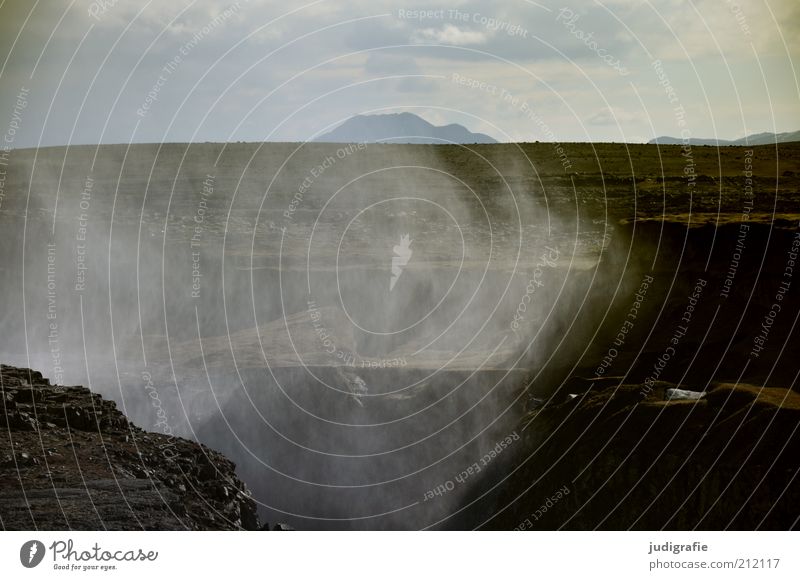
(363, 52, 421, 75)
(395, 76, 438, 93)
(586, 107, 645, 126)
(0, 0, 797, 146)
(411, 24, 489, 46)
(362, 53, 438, 93)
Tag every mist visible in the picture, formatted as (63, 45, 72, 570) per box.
(0, 140, 635, 529)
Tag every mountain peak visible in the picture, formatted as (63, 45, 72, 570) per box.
(648, 130, 800, 146)
(315, 112, 498, 144)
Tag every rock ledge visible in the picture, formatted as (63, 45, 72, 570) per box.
(0, 364, 259, 530)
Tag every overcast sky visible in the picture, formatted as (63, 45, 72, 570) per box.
(0, 0, 797, 147)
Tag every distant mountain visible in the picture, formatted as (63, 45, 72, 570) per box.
(649, 130, 800, 146)
(315, 112, 498, 144)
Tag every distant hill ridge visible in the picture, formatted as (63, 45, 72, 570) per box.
(649, 130, 800, 146)
(315, 112, 498, 144)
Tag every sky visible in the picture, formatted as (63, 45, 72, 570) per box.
(0, 0, 797, 146)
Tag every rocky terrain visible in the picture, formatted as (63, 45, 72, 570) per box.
(0, 364, 259, 530)
(481, 378, 800, 530)
(0, 141, 798, 529)
(452, 213, 800, 531)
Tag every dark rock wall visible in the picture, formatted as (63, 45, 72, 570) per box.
(0, 364, 259, 530)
